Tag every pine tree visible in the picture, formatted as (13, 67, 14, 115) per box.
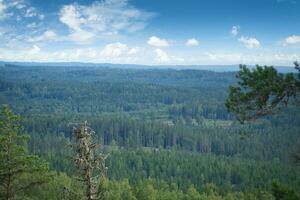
(72, 121, 107, 200)
(0, 105, 51, 200)
(225, 62, 299, 123)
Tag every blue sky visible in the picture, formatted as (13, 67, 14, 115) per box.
(0, 0, 299, 66)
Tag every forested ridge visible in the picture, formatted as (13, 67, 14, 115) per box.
(0, 64, 299, 199)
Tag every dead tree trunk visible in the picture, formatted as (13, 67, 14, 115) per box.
(72, 121, 107, 200)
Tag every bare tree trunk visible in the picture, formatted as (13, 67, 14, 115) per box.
(72, 121, 107, 200)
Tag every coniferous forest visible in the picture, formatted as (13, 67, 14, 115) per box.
(0, 64, 299, 199)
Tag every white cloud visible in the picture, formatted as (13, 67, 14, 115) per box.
(28, 30, 57, 42)
(203, 52, 242, 63)
(0, 0, 44, 21)
(99, 42, 140, 64)
(60, 4, 83, 31)
(231, 25, 240, 36)
(154, 48, 184, 63)
(0, 45, 299, 66)
(180, 52, 300, 66)
(148, 36, 169, 47)
(154, 48, 170, 62)
(9, 0, 25, 8)
(59, 0, 154, 43)
(128, 47, 138, 55)
(69, 29, 95, 44)
(283, 35, 300, 46)
(238, 36, 260, 49)
(185, 38, 199, 46)
(28, 45, 41, 55)
(100, 42, 129, 57)
(59, 5, 95, 43)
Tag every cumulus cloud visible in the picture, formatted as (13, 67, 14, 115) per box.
(154, 48, 170, 62)
(100, 42, 134, 57)
(148, 36, 169, 47)
(283, 35, 300, 46)
(97, 42, 141, 63)
(231, 25, 240, 36)
(154, 48, 184, 64)
(185, 38, 199, 46)
(59, 0, 154, 43)
(238, 36, 260, 49)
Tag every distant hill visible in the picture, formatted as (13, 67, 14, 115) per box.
(0, 61, 298, 73)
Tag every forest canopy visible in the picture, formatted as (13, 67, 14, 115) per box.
(0, 64, 299, 199)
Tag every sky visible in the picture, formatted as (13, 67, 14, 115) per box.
(0, 0, 299, 66)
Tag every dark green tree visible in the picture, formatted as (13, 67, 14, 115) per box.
(0, 105, 51, 200)
(225, 62, 300, 123)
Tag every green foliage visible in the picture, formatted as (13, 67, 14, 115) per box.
(106, 149, 300, 193)
(225, 64, 300, 123)
(26, 172, 84, 200)
(35, 176, 274, 200)
(0, 65, 299, 199)
(272, 181, 299, 200)
(0, 105, 52, 200)
(185, 185, 201, 200)
(103, 178, 136, 200)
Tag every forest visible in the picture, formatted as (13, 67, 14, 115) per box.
(0, 64, 299, 200)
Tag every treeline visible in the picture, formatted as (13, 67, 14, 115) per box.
(0, 78, 229, 120)
(106, 149, 300, 192)
(0, 65, 230, 119)
(24, 114, 298, 162)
